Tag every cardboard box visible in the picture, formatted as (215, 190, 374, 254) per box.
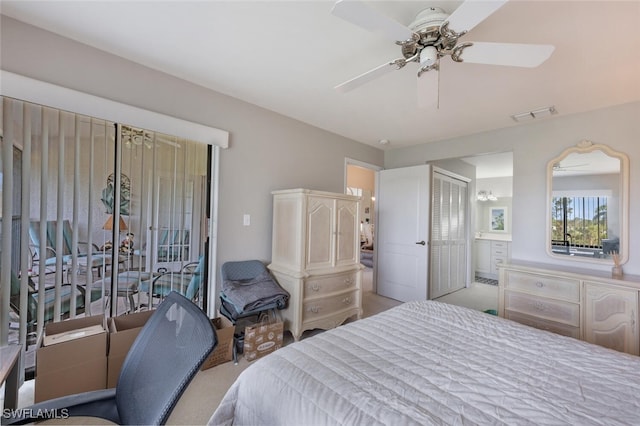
(201, 316, 235, 370)
(107, 309, 155, 388)
(35, 315, 108, 402)
(243, 320, 283, 362)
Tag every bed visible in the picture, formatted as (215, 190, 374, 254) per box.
(209, 300, 640, 425)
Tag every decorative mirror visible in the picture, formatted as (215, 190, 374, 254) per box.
(546, 140, 629, 265)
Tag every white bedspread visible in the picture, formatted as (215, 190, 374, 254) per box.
(209, 300, 640, 425)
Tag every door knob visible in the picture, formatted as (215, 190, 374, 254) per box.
(415, 241, 426, 245)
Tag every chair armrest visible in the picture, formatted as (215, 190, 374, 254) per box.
(3, 388, 119, 425)
(29, 244, 57, 261)
(77, 241, 101, 254)
(181, 261, 199, 274)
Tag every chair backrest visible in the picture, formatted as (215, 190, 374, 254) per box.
(116, 291, 216, 425)
(49, 219, 77, 256)
(4, 266, 38, 324)
(29, 220, 75, 258)
(184, 255, 205, 301)
(29, 221, 51, 260)
(221, 260, 268, 282)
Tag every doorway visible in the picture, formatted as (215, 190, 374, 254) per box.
(345, 158, 382, 293)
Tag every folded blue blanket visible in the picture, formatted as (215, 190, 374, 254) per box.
(221, 270, 289, 315)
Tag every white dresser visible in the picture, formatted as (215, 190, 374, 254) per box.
(268, 189, 362, 341)
(499, 261, 640, 355)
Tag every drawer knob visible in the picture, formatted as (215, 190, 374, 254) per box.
(344, 278, 353, 285)
(343, 297, 352, 304)
(533, 301, 546, 311)
(309, 306, 320, 313)
(311, 283, 320, 291)
(535, 281, 544, 288)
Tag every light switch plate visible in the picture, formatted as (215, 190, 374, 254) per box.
(243, 214, 251, 226)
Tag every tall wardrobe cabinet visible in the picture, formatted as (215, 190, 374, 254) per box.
(268, 189, 363, 341)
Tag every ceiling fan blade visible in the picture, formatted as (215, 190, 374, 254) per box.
(446, 0, 508, 33)
(458, 42, 555, 67)
(417, 66, 439, 109)
(335, 61, 397, 93)
(331, 0, 414, 42)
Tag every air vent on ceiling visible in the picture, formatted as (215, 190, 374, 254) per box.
(511, 106, 557, 122)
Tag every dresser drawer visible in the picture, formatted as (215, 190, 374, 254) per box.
(505, 310, 581, 339)
(504, 270, 580, 302)
(304, 272, 358, 297)
(303, 290, 358, 321)
(505, 290, 580, 327)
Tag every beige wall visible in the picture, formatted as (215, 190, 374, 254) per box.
(346, 165, 375, 192)
(1, 16, 384, 282)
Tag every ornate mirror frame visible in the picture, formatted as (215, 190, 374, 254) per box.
(545, 140, 630, 265)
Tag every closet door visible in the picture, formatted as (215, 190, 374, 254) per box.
(430, 171, 468, 299)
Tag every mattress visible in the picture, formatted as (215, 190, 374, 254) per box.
(209, 300, 640, 425)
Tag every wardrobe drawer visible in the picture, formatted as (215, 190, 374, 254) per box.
(505, 310, 581, 339)
(303, 290, 359, 321)
(304, 272, 358, 297)
(504, 270, 580, 302)
(505, 291, 580, 327)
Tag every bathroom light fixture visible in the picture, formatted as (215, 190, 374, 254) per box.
(511, 106, 557, 122)
(477, 190, 497, 201)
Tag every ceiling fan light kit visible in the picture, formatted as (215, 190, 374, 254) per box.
(331, 0, 555, 106)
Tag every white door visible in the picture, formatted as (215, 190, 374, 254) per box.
(377, 165, 430, 301)
(430, 171, 468, 299)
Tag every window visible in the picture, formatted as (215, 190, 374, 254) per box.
(551, 196, 608, 248)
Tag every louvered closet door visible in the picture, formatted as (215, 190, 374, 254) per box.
(430, 171, 468, 299)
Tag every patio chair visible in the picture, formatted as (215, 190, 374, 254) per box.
(6, 291, 217, 425)
(90, 270, 152, 314)
(29, 220, 119, 278)
(138, 256, 204, 308)
(6, 265, 93, 337)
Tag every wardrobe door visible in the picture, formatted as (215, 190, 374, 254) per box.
(306, 196, 334, 271)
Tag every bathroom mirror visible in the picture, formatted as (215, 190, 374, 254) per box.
(546, 140, 629, 265)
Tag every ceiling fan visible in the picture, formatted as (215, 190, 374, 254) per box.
(331, 0, 555, 107)
(552, 162, 591, 172)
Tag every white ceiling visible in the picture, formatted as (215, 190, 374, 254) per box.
(462, 152, 513, 178)
(2, 1, 640, 151)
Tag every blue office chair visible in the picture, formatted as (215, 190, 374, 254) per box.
(6, 291, 217, 425)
